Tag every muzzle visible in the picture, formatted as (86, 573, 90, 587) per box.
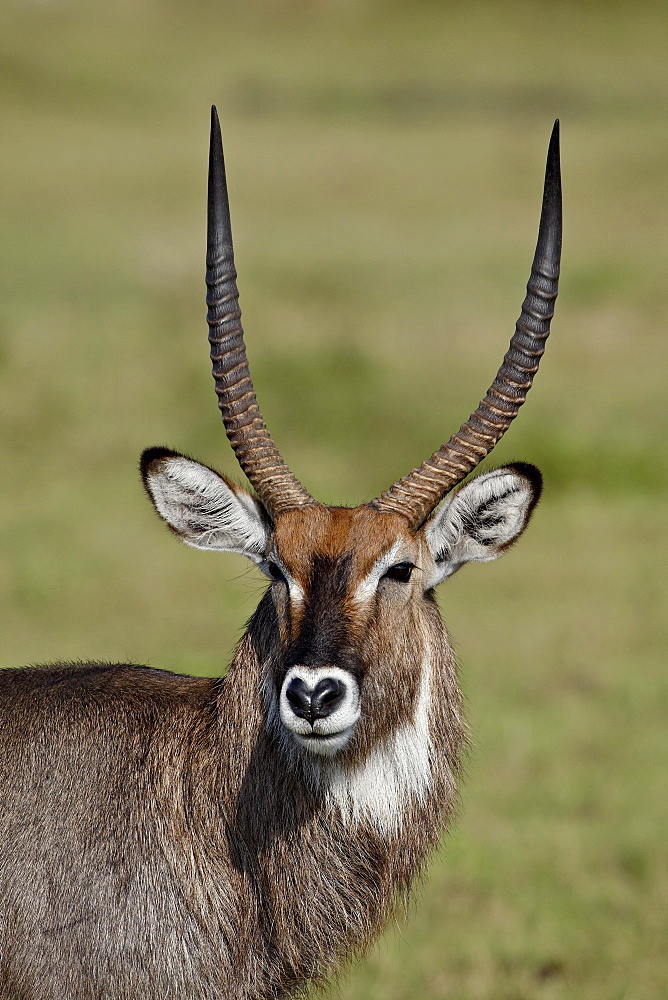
(279, 665, 360, 756)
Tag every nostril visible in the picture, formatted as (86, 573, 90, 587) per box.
(285, 677, 313, 721)
(311, 678, 346, 719)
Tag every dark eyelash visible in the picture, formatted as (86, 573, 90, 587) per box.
(383, 562, 414, 583)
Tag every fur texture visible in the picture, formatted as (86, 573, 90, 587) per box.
(0, 601, 462, 999)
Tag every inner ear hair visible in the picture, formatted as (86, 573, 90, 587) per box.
(467, 462, 542, 553)
(424, 463, 543, 581)
(140, 447, 270, 559)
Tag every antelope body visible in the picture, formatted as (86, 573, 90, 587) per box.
(0, 110, 561, 999)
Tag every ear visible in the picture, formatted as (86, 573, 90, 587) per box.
(423, 463, 542, 585)
(140, 447, 270, 563)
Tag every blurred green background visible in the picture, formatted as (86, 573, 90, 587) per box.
(1, 1, 666, 997)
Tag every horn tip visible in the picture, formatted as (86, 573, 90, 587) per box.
(210, 105, 221, 144)
(208, 103, 229, 247)
(547, 120, 561, 173)
(544, 118, 562, 213)
(547, 119, 560, 159)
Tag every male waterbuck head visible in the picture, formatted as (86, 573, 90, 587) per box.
(143, 108, 560, 782)
(1, 110, 561, 997)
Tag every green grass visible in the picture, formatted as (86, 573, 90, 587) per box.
(1, 1, 666, 997)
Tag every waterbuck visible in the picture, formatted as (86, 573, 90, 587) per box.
(0, 109, 561, 999)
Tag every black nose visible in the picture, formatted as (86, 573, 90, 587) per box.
(285, 676, 346, 724)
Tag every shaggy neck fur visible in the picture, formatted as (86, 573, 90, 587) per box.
(175, 592, 466, 999)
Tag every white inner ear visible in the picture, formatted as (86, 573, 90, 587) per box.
(424, 466, 538, 585)
(144, 455, 269, 562)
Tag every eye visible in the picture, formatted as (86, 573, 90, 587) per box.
(384, 562, 414, 583)
(267, 562, 286, 584)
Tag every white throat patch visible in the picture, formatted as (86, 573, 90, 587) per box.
(324, 653, 433, 835)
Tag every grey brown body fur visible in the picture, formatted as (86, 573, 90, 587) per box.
(0, 110, 560, 998)
(0, 591, 462, 999)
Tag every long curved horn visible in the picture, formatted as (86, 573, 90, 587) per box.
(372, 120, 562, 528)
(206, 106, 316, 518)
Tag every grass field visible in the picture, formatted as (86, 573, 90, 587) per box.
(1, 2, 666, 997)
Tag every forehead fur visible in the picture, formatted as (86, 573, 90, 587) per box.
(273, 505, 416, 582)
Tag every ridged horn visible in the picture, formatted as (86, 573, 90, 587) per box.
(372, 120, 562, 528)
(206, 105, 317, 518)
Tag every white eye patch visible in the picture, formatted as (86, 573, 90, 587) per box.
(259, 557, 305, 603)
(351, 541, 409, 604)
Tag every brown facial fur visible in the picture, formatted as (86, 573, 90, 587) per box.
(273, 505, 418, 589)
(268, 505, 434, 758)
